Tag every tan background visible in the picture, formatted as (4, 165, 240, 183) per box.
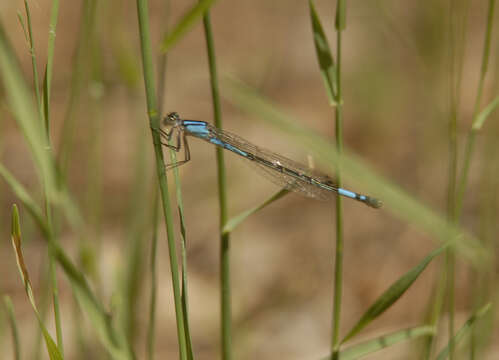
(1, 1, 497, 359)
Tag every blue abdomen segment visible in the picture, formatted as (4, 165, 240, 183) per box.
(338, 188, 358, 200)
(184, 121, 209, 136)
(338, 188, 381, 208)
(183, 121, 248, 157)
(209, 137, 248, 157)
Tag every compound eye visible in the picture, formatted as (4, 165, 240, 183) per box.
(163, 112, 178, 126)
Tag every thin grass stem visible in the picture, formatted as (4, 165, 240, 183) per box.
(157, 2, 194, 356)
(445, 1, 470, 358)
(45, 0, 63, 351)
(22, 1, 42, 114)
(4, 296, 21, 360)
(18, 2, 57, 357)
(457, 1, 497, 356)
(43, 0, 60, 138)
(145, 2, 170, 357)
(147, 189, 159, 360)
(331, 1, 345, 358)
(57, 0, 96, 176)
(22, 0, 64, 353)
(455, 0, 496, 219)
(201, 8, 231, 359)
(135, 0, 187, 358)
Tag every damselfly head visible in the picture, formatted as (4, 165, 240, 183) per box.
(164, 112, 181, 127)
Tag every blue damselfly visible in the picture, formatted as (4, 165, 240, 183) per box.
(158, 112, 382, 208)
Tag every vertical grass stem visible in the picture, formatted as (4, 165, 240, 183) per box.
(332, 1, 345, 358)
(136, 0, 187, 358)
(201, 9, 232, 360)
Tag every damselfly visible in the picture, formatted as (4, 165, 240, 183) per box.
(158, 112, 382, 208)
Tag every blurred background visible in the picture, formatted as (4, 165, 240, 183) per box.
(1, 0, 498, 359)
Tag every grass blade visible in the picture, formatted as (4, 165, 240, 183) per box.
(419, 268, 447, 359)
(0, 22, 56, 195)
(41, 0, 60, 138)
(0, 164, 49, 238)
(436, 303, 492, 360)
(472, 95, 499, 131)
(333, 326, 435, 360)
(52, 243, 133, 359)
(57, 0, 97, 175)
(41, 0, 63, 352)
(2, 170, 130, 358)
(456, 94, 499, 220)
(10, 205, 63, 360)
(223, 77, 486, 265)
(160, 0, 218, 52)
(136, 0, 188, 357)
(147, 190, 159, 360)
(341, 245, 447, 343)
(222, 189, 289, 235)
(335, 0, 346, 31)
(4, 296, 21, 360)
(200, 6, 231, 359)
(331, 0, 346, 354)
(180, 205, 194, 360)
(21, 1, 43, 113)
(309, 0, 337, 104)
(0, 173, 132, 359)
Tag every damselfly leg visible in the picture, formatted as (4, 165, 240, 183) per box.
(157, 126, 191, 170)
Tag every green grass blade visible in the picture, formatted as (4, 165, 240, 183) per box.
(172, 156, 193, 360)
(309, 0, 337, 104)
(472, 95, 499, 130)
(470, 0, 496, 131)
(223, 77, 486, 265)
(147, 191, 159, 360)
(180, 207, 194, 360)
(17, 11, 29, 43)
(160, 0, 218, 52)
(45, 0, 59, 105)
(170, 138, 193, 359)
(454, 0, 498, 221)
(445, 2, 472, 357)
(161, 54, 194, 360)
(12, 204, 134, 359)
(455, 94, 499, 219)
(200, 6, 231, 359)
(419, 268, 447, 359)
(42, 0, 63, 352)
(341, 245, 447, 344)
(0, 22, 56, 195)
(52, 244, 133, 360)
(436, 303, 492, 360)
(335, 0, 346, 31)
(21, 0, 43, 114)
(2, 16, 132, 357)
(10, 205, 63, 360)
(332, 1, 346, 353)
(136, 0, 187, 357)
(4, 296, 21, 360)
(146, 3, 168, 356)
(2, 170, 128, 357)
(0, 164, 49, 238)
(222, 189, 289, 235)
(119, 130, 150, 348)
(57, 0, 97, 175)
(333, 326, 435, 360)
(41, 0, 60, 139)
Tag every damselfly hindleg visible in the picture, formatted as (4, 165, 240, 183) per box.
(157, 127, 191, 170)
